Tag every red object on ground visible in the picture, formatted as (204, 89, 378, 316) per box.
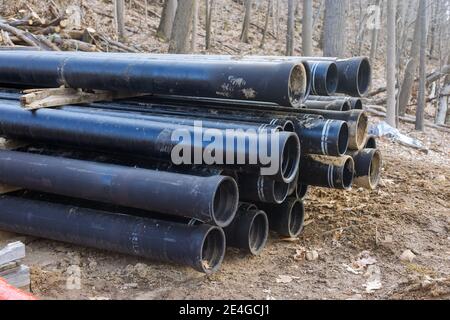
(0, 277, 36, 300)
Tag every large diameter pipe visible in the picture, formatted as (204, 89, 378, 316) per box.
(307, 96, 363, 110)
(304, 100, 351, 111)
(0, 195, 226, 274)
(259, 198, 305, 238)
(298, 155, 355, 190)
(0, 150, 239, 227)
(294, 115, 349, 156)
(0, 51, 307, 107)
(306, 57, 372, 97)
(349, 148, 382, 190)
(306, 61, 338, 96)
(299, 110, 368, 150)
(0, 100, 300, 183)
(238, 174, 289, 204)
(224, 206, 269, 255)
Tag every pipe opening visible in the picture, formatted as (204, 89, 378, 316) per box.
(357, 58, 371, 96)
(289, 201, 305, 237)
(352, 99, 363, 110)
(280, 134, 301, 183)
(212, 178, 239, 227)
(288, 64, 307, 107)
(356, 112, 369, 149)
(200, 227, 225, 274)
(326, 63, 339, 95)
(273, 180, 289, 204)
(248, 211, 269, 255)
(365, 136, 377, 149)
(368, 150, 382, 189)
(282, 120, 295, 133)
(341, 101, 351, 111)
(342, 157, 354, 190)
(295, 183, 309, 200)
(337, 122, 349, 156)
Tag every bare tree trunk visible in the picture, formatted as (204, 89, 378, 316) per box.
(386, 0, 397, 127)
(369, 0, 382, 63)
(416, 0, 428, 131)
(240, 0, 254, 43)
(398, 1, 422, 116)
(190, 0, 199, 52)
(169, 0, 196, 53)
(436, 84, 450, 124)
(302, 0, 313, 56)
(286, 0, 295, 56)
(114, 0, 125, 41)
(323, 0, 346, 57)
(157, 0, 178, 40)
(205, 0, 216, 50)
(260, 0, 273, 48)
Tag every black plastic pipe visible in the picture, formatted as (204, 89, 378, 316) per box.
(238, 174, 289, 204)
(305, 61, 339, 96)
(306, 96, 363, 110)
(0, 51, 307, 107)
(304, 100, 351, 111)
(0, 194, 226, 274)
(224, 205, 269, 255)
(365, 136, 377, 149)
(0, 149, 239, 227)
(259, 198, 305, 238)
(0, 99, 300, 183)
(349, 148, 382, 190)
(298, 155, 355, 190)
(295, 183, 309, 201)
(294, 115, 349, 156)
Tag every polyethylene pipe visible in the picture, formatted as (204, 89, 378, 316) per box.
(259, 198, 305, 238)
(306, 61, 338, 96)
(298, 155, 355, 190)
(307, 96, 363, 110)
(0, 195, 226, 274)
(349, 148, 382, 190)
(238, 174, 289, 204)
(0, 51, 307, 107)
(0, 150, 239, 227)
(304, 100, 351, 111)
(0, 99, 300, 183)
(224, 206, 269, 255)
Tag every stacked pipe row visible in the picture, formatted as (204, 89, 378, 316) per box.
(0, 51, 381, 274)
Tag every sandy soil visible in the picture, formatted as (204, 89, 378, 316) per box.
(1, 116, 448, 300)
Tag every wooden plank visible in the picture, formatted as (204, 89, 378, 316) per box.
(0, 242, 25, 266)
(20, 87, 146, 110)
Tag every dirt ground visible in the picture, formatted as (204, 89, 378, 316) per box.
(1, 115, 448, 300)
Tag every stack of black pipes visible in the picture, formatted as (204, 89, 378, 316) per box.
(0, 51, 382, 273)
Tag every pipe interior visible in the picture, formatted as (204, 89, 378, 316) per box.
(342, 158, 354, 189)
(288, 64, 307, 107)
(369, 150, 382, 188)
(280, 134, 300, 182)
(248, 211, 269, 255)
(337, 122, 350, 156)
(356, 113, 369, 149)
(282, 120, 295, 133)
(365, 136, 377, 149)
(353, 99, 363, 110)
(326, 63, 339, 95)
(296, 183, 309, 200)
(212, 178, 238, 227)
(273, 180, 289, 204)
(289, 201, 305, 237)
(341, 101, 351, 111)
(357, 58, 372, 96)
(201, 228, 225, 273)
